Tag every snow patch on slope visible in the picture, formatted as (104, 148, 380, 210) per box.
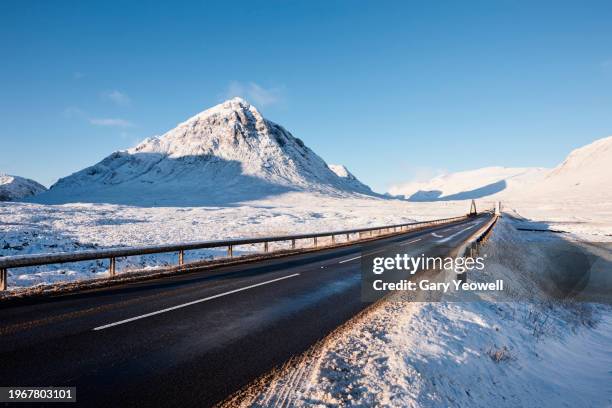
(0, 174, 46, 201)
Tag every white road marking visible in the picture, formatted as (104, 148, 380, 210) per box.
(436, 223, 477, 243)
(401, 238, 422, 245)
(93, 273, 301, 331)
(431, 232, 444, 238)
(368, 248, 391, 255)
(339, 255, 361, 264)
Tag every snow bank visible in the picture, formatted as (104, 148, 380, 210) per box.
(230, 217, 612, 407)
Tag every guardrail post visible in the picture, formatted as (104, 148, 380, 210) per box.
(109, 257, 116, 277)
(179, 250, 184, 266)
(264, 242, 269, 253)
(331, 235, 335, 244)
(0, 268, 7, 291)
(291, 239, 296, 249)
(346, 233, 350, 241)
(228, 245, 233, 258)
(314, 237, 318, 247)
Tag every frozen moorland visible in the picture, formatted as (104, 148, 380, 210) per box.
(230, 216, 612, 408)
(0, 193, 471, 289)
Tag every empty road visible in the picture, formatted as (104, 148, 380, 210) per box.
(0, 214, 491, 407)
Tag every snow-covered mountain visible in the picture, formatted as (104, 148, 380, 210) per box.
(34, 98, 375, 206)
(388, 167, 547, 201)
(388, 136, 612, 202)
(328, 164, 373, 194)
(0, 174, 47, 201)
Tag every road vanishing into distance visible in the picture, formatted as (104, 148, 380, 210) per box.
(0, 214, 492, 407)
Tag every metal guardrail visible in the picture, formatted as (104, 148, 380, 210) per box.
(0, 214, 471, 290)
(464, 214, 499, 258)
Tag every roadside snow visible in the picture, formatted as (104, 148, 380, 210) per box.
(502, 199, 612, 242)
(230, 216, 612, 408)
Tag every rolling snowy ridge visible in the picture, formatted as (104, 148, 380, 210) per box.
(388, 136, 612, 202)
(388, 167, 547, 201)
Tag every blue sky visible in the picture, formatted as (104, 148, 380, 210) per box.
(1, 0, 611, 192)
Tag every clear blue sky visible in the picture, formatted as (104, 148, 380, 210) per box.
(1, 1, 611, 192)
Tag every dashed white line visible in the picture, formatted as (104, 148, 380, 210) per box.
(436, 224, 476, 243)
(401, 238, 422, 245)
(93, 273, 301, 331)
(339, 255, 361, 264)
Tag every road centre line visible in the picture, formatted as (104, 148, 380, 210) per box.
(401, 238, 422, 245)
(93, 273, 301, 331)
(338, 255, 361, 264)
(435, 223, 477, 243)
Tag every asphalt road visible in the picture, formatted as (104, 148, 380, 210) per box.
(0, 214, 491, 407)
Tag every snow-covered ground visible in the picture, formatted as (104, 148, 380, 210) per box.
(0, 193, 470, 289)
(503, 199, 612, 242)
(2, 191, 610, 289)
(228, 216, 612, 408)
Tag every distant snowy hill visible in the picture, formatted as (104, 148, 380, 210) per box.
(0, 174, 46, 201)
(34, 98, 375, 206)
(522, 136, 612, 200)
(388, 136, 612, 202)
(388, 167, 547, 201)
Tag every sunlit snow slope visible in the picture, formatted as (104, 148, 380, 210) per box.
(389, 167, 547, 201)
(522, 135, 612, 200)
